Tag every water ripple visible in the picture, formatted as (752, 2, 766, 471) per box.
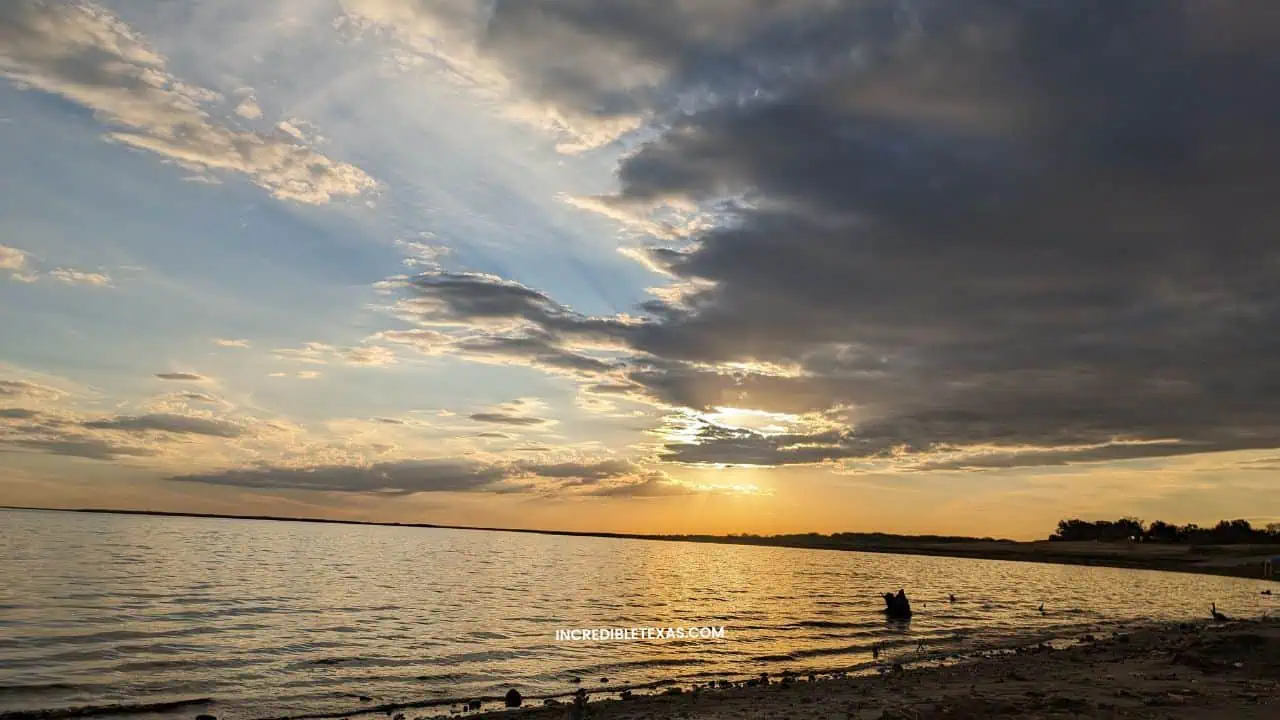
(0, 509, 1274, 720)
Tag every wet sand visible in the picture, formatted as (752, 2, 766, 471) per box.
(468, 619, 1279, 720)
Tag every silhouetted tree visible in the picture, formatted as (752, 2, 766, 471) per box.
(1052, 517, 1278, 544)
(1145, 520, 1180, 543)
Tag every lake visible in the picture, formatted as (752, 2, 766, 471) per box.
(0, 509, 1273, 720)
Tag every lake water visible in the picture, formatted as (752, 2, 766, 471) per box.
(0, 509, 1274, 720)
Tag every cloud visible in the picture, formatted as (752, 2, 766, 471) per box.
(154, 372, 207, 382)
(81, 413, 245, 438)
(340, 0, 869, 152)
(521, 458, 640, 481)
(164, 451, 667, 496)
(272, 342, 398, 367)
(454, 333, 617, 375)
(0, 244, 27, 270)
(233, 95, 263, 120)
(213, 338, 251, 348)
(175, 392, 220, 404)
(0, 379, 68, 401)
(168, 459, 521, 495)
(0, 1, 375, 204)
(468, 412, 548, 426)
(396, 236, 449, 269)
(0, 245, 107, 285)
(343, 346, 397, 367)
(371, 1, 1280, 471)
(7, 436, 158, 461)
(47, 268, 112, 287)
(384, 272, 637, 379)
(0, 402, 163, 461)
(583, 476, 697, 498)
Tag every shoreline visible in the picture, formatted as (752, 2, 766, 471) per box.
(3, 619, 1276, 720)
(4, 506, 1275, 583)
(447, 618, 1278, 720)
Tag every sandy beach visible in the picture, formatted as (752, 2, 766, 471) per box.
(453, 619, 1279, 720)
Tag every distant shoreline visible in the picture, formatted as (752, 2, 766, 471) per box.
(3, 505, 1275, 583)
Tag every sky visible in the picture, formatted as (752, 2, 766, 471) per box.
(2, 0, 1278, 540)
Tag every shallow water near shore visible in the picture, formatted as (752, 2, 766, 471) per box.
(1, 509, 1274, 720)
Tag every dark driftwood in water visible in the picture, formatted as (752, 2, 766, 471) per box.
(883, 589, 913, 619)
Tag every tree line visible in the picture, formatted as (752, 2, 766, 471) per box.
(1050, 517, 1280, 544)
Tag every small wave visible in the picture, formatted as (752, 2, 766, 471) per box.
(790, 620, 875, 629)
(0, 683, 79, 696)
(0, 698, 212, 720)
(308, 657, 352, 666)
(564, 656, 712, 675)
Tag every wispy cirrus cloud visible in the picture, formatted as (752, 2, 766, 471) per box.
(1, 244, 114, 286)
(272, 342, 398, 367)
(47, 268, 112, 287)
(0, 0, 376, 204)
(213, 338, 251, 349)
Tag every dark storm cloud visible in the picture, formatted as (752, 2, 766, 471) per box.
(377, 1, 1280, 469)
(403, 272, 637, 342)
(169, 459, 519, 495)
(455, 333, 618, 374)
(360, 0, 902, 129)
(81, 413, 245, 438)
(154, 373, 207, 382)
